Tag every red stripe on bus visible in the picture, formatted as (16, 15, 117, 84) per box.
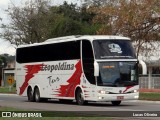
(56, 60, 82, 97)
(123, 86, 133, 93)
(19, 64, 43, 95)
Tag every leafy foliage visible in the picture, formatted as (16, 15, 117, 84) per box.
(0, 55, 7, 67)
(0, 0, 98, 46)
(86, 0, 160, 56)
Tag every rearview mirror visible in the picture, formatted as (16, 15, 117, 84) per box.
(94, 61, 99, 76)
(139, 60, 147, 75)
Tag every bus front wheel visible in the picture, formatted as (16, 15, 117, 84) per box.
(111, 101, 121, 106)
(76, 89, 88, 105)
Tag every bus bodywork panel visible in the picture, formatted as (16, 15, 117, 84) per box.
(16, 59, 139, 101)
(16, 60, 84, 99)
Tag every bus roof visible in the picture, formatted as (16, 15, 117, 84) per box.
(17, 35, 130, 48)
(45, 35, 130, 42)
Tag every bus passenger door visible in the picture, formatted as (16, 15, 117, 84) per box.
(82, 40, 96, 100)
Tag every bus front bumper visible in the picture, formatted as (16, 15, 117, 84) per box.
(96, 92, 139, 102)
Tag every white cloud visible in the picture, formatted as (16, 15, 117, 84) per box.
(0, 40, 16, 55)
(0, 0, 9, 7)
(0, 0, 23, 55)
(0, 0, 12, 55)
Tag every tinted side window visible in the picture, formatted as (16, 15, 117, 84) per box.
(16, 41, 80, 63)
(82, 40, 95, 84)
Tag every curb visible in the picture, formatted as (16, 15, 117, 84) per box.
(136, 100, 160, 104)
(0, 93, 17, 96)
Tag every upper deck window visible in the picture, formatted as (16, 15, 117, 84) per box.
(93, 40, 136, 59)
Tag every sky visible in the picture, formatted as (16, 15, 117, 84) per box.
(0, 0, 15, 56)
(0, 0, 79, 56)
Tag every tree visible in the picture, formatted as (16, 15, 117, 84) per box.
(0, 0, 99, 46)
(49, 2, 99, 37)
(87, 0, 160, 56)
(0, 0, 52, 46)
(0, 55, 7, 68)
(48, 2, 84, 37)
(0, 54, 10, 84)
(83, 0, 117, 6)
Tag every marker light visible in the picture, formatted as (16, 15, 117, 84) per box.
(98, 90, 109, 94)
(98, 97, 104, 99)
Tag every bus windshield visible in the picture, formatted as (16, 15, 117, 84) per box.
(97, 62, 138, 87)
(93, 40, 136, 59)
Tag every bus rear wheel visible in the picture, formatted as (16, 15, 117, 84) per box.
(34, 87, 41, 102)
(76, 89, 88, 105)
(111, 101, 121, 106)
(27, 87, 34, 102)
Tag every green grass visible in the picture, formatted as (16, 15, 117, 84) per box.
(139, 92, 160, 101)
(0, 87, 16, 94)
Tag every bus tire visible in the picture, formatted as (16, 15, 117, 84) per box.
(27, 87, 35, 102)
(34, 87, 41, 102)
(111, 101, 121, 106)
(76, 89, 87, 105)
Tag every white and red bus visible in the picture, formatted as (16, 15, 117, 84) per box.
(16, 35, 141, 106)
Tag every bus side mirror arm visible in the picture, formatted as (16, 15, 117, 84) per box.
(139, 60, 147, 75)
(94, 61, 99, 76)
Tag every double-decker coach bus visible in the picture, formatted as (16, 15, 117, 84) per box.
(16, 35, 142, 106)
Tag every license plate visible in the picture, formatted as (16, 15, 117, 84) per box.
(117, 96, 124, 100)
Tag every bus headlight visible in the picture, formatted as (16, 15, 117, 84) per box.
(98, 90, 109, 94)
(134, 95, 139, 99)
(134, 90, 138, 93)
